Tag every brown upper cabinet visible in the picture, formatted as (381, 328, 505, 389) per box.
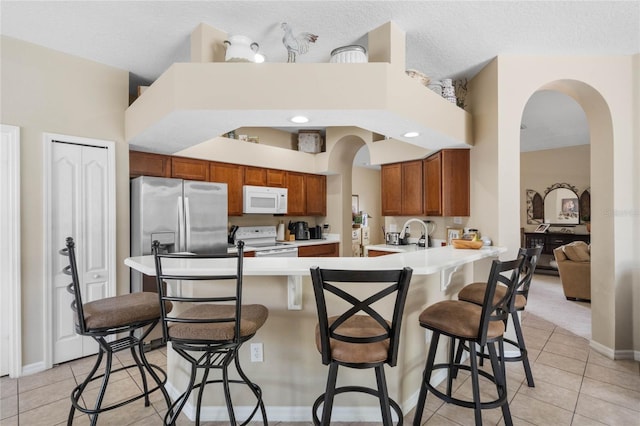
(129, 150, 327, 217)
(171, 157, 209, 181)
(209, 162, 244, 216)
(424, 149, 470, 216)
(266, 169, 286, 187)
(305, 174, 327, 216)
(381, 160, 423, 216)
(285, 172, 306, 216)
(244, 166, 267, 186)
(244, 166, 286, 187)
(129, 151, 171, 178)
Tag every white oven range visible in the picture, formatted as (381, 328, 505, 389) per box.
(233, 225, 298, 258)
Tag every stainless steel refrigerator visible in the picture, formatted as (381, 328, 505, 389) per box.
(130, 176, 228, 293)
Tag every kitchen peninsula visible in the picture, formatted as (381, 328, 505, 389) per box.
(125, 245, 505, 422)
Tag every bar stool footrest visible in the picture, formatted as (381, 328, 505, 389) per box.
(164, 378, 264, 426)
(71, 363, 168, 415)
(312, 385, 403, 425)
(428, 363, 507, 410)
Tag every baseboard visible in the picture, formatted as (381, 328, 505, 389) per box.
(21, 361, 46, 377)
(590, 340, 640, 361)
(164, 369, 455, 423)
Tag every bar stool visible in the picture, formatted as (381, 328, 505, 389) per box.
(153, 240, 268, 426)
(456, 246, 542, 387)
(60, 237, 172, 426)
(412, 256, 524, 426)
(309, 266, 413, 425)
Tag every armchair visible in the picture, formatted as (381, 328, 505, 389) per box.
(553, 241, 591, 301)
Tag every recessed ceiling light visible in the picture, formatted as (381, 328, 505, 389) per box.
(403, 131, 419, 138)
(254, 54, 265, 63)
(290, 116, 309, 124)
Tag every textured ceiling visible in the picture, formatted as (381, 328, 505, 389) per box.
(1, 1, 638, 151)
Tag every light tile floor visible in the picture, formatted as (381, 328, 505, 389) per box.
(1, 312, 639, 425)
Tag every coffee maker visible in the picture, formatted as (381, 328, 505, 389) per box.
(289, 221, 310, 240)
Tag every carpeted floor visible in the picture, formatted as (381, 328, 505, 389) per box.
(525, 273, 592, 339)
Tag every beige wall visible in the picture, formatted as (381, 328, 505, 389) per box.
(520, 145, 591, 231)
(1, 36, 130, 367)
(352, 166, 383, 245)
(470, 55, 639, 357)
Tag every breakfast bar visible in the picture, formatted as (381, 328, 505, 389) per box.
(125, 245, 506, 422)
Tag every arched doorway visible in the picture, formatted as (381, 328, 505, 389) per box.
(519, 89, 592, 338)
(323, 130, 366, 256)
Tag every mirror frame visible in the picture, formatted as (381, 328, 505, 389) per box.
(526, 189, 544, 224)
(543, 182, 580, 225)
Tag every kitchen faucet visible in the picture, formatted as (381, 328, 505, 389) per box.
(399, 218, 432, 247)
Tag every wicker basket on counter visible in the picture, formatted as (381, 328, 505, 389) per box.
(451, 239, 484, 249)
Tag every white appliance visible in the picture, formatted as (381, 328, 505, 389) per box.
(130, 176, 228, 292)
(243, 185, 288, 214)
(234, 225, 298, 257)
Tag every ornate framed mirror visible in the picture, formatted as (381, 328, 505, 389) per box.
(544, 183, 580, 225)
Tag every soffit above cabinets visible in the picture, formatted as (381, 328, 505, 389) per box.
(125, 62, 472, 155)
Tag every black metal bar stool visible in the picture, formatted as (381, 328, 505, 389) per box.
(456, 246, 542, 387)
(310, 266, 413, 425)
(153, 240, 268, 426)
(412, 256, 524, 426)
(60, 237, 172, 426)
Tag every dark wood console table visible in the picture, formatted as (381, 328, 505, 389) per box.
(524, 231, 591, 275)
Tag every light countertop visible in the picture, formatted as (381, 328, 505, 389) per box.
(364, 243, 431, 254)
(126, 245, 506, 277)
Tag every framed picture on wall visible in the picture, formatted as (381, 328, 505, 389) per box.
(447, 227, 463, 245)
(534, 223, 550, 233)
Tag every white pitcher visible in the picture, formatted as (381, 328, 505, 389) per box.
(223, 35, 260, 63)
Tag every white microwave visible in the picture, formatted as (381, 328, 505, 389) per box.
(243, 185, 288, 214)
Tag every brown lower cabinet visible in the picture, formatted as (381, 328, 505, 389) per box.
(298, 242, 339, 257)
(367, 249, 393, 257)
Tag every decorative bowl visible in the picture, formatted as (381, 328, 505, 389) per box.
(451, 239, 483, 249)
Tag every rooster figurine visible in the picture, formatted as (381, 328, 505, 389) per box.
(281, 22, 318, 63)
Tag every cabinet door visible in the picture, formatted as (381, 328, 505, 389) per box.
(210, 162, 244, 216)
(401, 160, 424, 215)
(305, 174, 326, 216)
(381, 163, 402, 216)
(298, 243, 339, 257)
(286, 172, 306, 216)
(266, 169, 286, 187)
(129, 151, 171, 178)
(244, 166, 267, 186)
(424, 153, 443, 216)
(171, 157, 209, 181)
(441, 149, 470, 216)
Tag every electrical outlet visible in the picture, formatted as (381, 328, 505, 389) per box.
(250, 343, 263, 362)
(453, 216, 462, 225)
(425, 330, 432, 343)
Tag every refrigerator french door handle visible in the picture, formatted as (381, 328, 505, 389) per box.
(177, 196, 185, 252)
(184, 196, 191, 252)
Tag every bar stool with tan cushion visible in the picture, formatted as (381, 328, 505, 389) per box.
(310, 266, 413, 426)
(456, 246, 542, 387)
(413, 256, 524, 426)
(60, 237, 172, 426)
(153, 240, 268, 426)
